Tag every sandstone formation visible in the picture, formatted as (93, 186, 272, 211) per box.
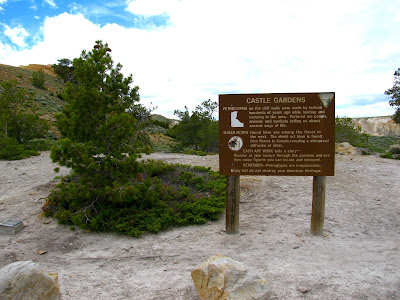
(335, 142, 357, 155)
(0, 261, 61, 300)
(353, 116, 400, 137)
(19, 64, 57, 77)
(191, 254, 271, 300)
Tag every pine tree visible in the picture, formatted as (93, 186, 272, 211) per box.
(0, 80, 48, 159)
(51, 41, 150, 196)
(385, 68, 400, 124)
(171, 99, 219, 152)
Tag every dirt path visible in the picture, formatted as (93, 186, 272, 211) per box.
(0, 152, 399, 299)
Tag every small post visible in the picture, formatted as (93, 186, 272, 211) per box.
(311, 176, 326, 236)
(226, 175, 240, 234)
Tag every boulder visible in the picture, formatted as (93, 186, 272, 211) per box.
(0, 261, 61, 300)
(335, 142, 356, 155)
(191, 255, 271, 300)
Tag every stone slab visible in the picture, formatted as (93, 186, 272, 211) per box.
(0, 220, 24, 235)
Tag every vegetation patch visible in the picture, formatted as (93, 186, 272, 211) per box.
(183, 150, 208, 156)
(0, 80, 50, 160)
(43, 160, 226, 237)
(167, 99, 219, 153)
(42, 41, 226, 237)
(364, 136, 400, 153)
(31, 70, 47, 90)
(335, 117, 369, 147)
(149, 133, 177, 153)
(380, 152, 400, 160)
(335, 117, 400, 158)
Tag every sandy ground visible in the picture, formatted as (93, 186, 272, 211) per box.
(0, 151, 400, 299)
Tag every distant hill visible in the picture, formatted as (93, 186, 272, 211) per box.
(0, 64, 177, 135)
(20, 64, 58, 77)
(0, 63, 67, 135)
(150, 114, 178, 125)
(3, 63, 398, 138)
(0, 63, 65, 116)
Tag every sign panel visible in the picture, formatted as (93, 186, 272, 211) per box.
(219, 93, 335, 176)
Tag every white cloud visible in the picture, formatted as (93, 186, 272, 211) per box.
(336, 101, 395, 118)
(29, 0, 37, 10)
(3, 24, 29, 48)
(0, 41, 14, 60)
(0, 13, 100, 65)
(68, 3, 86, 15)
(126, 0, 179, 16)
(43, 0, 57, 8)
(1, 0, 400, 118)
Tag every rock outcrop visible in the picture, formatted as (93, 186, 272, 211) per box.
(0, 261, 61, 300)
(335, 142, 357, 155)
(353, 116, 400, 137)
(191, 255, 271, 300)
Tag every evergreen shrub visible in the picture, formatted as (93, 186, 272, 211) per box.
(45, 41, 227, 236)
(31, 70, 46, 90)
(335, 117, 369, 147)
(43, 161, 226, 237)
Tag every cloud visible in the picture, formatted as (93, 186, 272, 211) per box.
(68, 2, 86, 15)
(0, 0, 6, 12)
(125, 0, 179, 16)
(43, 0, 57, 8)
(1, 0, 400, 118)
(0, 13, 100, 65)
(336, 101, 395, 118)
(347, 94, 390, 106)
(3, 24, 29, 48)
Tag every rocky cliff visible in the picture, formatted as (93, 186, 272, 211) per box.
(353, 116, 400, 137)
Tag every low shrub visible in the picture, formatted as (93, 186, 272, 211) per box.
(380, 153, 393, 159)
(24, 139, 54, 151)
(43, 161, 226, 237)
(380, 152, 400, 160)
(389, 144, 400, 154)
(31, 70, 47, 90)
(0, 137, 40, 160)
(146, 124, 167, 134)
(183, 150, 208, 156)
(335, 117, 369, 147)
(365, 136, 400, 153)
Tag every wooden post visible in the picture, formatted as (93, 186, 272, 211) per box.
(226, 175, 240, 234)
(311, 176, 326, 236)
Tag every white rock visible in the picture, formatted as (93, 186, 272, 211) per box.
(191, 255, 271, 300)
(0, 261, 61, 300)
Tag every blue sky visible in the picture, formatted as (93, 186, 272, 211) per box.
(0, 0, 399, 118)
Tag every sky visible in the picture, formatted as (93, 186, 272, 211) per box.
(0, 0, 399, 119)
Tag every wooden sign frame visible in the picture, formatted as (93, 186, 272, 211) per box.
(219, 93, 335, 236)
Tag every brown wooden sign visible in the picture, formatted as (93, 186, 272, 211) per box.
(219, 93, 335, 176)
